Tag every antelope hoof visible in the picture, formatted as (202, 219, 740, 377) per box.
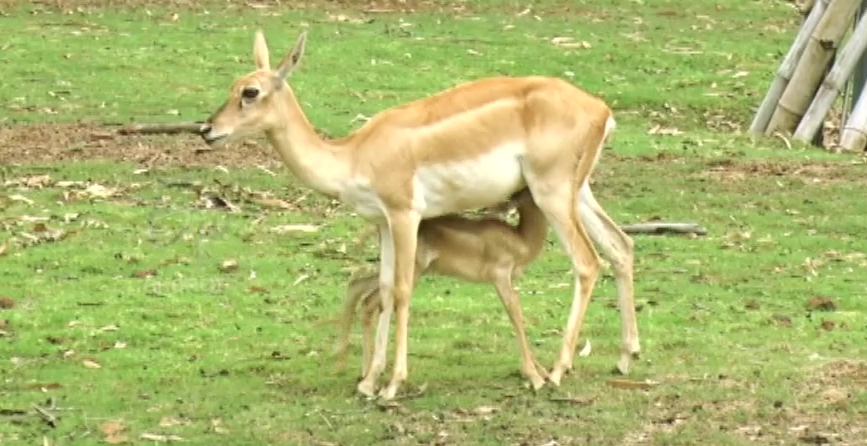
(616, 352, 637, 376)
(378, 382, 399, 401)
(357, 378, 377, 398)
(548, 368, 564, 387)
(529, 374, 547, 391)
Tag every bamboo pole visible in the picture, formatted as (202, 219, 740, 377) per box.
(750, 0, 829, 135)
(793, 9, 867, 142)
(851, 0, 867, 117)
(839, 86, 867, 151)
(766, 0, 863, 136)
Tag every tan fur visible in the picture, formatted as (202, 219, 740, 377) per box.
(200, 30, 640, 400)
(335, 190, 551, 389)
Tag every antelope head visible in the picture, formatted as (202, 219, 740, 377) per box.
(200, 30, 307, 147)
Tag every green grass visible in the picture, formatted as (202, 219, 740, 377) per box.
(2, 1, 867, 445)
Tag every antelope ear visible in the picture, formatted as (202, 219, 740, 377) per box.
(275, 31, 307, 82)
(253, 30, 270, 70)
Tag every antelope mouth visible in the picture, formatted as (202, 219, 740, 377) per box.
(202, 133, 228, 146)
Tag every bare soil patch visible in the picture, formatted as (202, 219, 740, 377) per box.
(787, 359, 867, 445)
(0, 123, 281, 168)
(697, 158, 865, 184)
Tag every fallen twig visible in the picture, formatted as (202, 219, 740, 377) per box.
(549, 395, 596, 406)
(606, 378, 659, 390)
(117, 122, 207, 136)
(32, 399, 58, 428)
(619, 222, 707, 236)
(0, 408, 28, 417)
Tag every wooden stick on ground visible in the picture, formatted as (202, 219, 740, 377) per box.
(619, 222, 707, 236)
(116, 122, 207, 136)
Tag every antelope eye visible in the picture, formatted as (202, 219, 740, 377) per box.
(241, 87, 259, 100)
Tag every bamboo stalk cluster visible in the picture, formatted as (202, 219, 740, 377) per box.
(751, 0, 867, 152)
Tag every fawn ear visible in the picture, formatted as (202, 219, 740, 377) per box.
(275, 31, 307, 82)
(253, 30, 270, 71)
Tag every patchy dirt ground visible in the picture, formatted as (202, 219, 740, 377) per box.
(697, 157, 867, 185)
(0, 123, 284, 169)
(2, 0, 577, 14)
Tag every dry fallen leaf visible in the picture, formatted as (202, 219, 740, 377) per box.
(326, 13, 368, 24)
(25, 175, 53, 188)
(55, 180, 85, 188)
(807, 296, 837, 311)
(82, 359, 102, 369)
(131, 269, 158, 279)
(269, 224, 319, 234)
(578, 339, 592, 357)
(159, 416, 183, 427)
(102, 421, 124, 435)
(210, 418, 229, 434)
(249, 197, 294, 210)
(293, 274, 309, 286)
(9, 194, 34, 205)
(473, 405, 498, 415)
(0, 297, 15, 309)
(140, 433, 184, 442)
(219, 259, 239, 273)
(647, 124, 684, 136)
(773, 315, 792, 327)
(101, 421, 128, 444)
(86, 184, 118, 198)
(550, 37, 592, 49)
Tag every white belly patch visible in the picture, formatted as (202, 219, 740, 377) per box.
(413, 143, 527, 217)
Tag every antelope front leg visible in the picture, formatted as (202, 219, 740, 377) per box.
(379, 211, 420, 401)
(357, 225, 395, 397)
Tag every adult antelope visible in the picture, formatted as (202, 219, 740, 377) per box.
(199, 30, 640, 400)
